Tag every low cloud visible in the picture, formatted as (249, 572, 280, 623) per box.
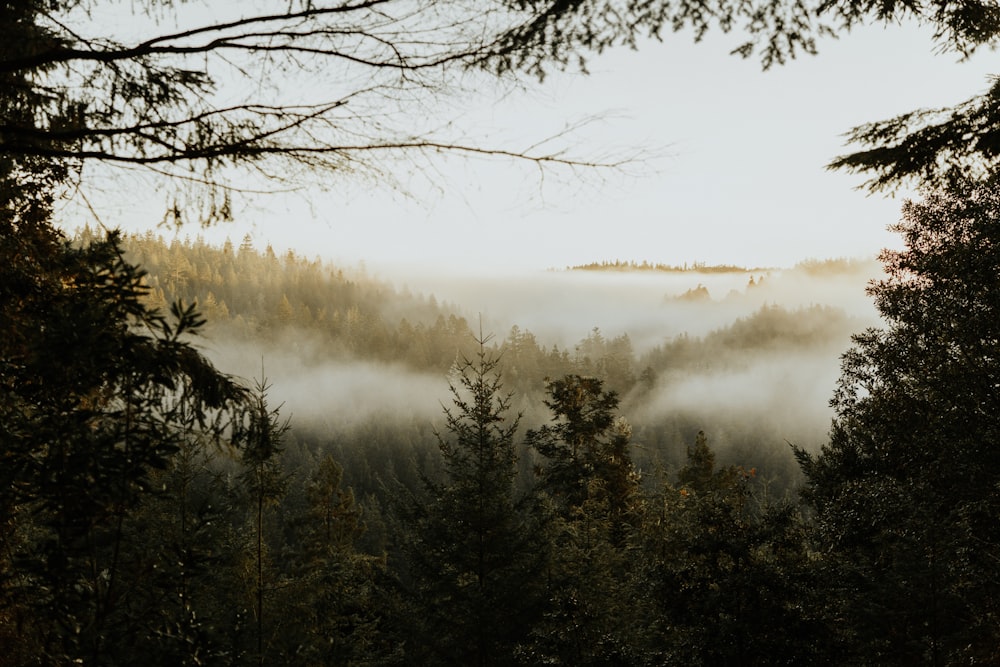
(198, 333, 451, 432)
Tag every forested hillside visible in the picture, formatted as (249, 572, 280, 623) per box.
(99, 227, 873, 492)
(10, 185, 1000, 664)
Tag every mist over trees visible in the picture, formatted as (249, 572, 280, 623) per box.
(6, 0, 1000, 664)
(99, 228, 873, 489)
(16, 200, 1000, 662)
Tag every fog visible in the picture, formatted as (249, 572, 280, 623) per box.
(385, 259, 882, 353)
(201, 332, 451, 432)
(636, 349, 844, 447)
(196, 257, 886, 475)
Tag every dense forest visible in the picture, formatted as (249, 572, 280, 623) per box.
(7, 183, 1000, 664)
(7, 0, 1000, 664)
(94, 226, 875, 497)
(7, 224, 842, 665)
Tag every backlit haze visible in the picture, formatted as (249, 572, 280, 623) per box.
(59, 8, 996, 463)
(67, 17, 998, 276)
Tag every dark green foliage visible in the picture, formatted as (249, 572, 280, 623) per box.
(797, 173, 1000, 665)
(528, 375, 639, 526)
(0, 218, 246, 663)
(635, 432, 827, 666)
(268, 452, 393, 666)
(525, 487, 641, 666)
(109, 434, 239, 666)
(234, 377, 289, 667)
(399, 335, 548, 666)
(524, 375, 641, 665)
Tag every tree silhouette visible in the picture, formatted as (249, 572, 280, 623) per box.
(797, 173, 1000, 664)
(0, 229, 245, 664)
(401, 332, 547, 665)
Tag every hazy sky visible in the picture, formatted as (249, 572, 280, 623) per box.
(81, 14, 998, 273)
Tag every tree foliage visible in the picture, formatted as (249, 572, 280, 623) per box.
(830, 79, 1000, 193)
(528, 375, 639, 525)
(636, 432, 826, 665)
(0, 223, 246, 663)
(399, 333, 547, 665)
(523, 375, 641, 664)
(797, 173, 1000, 665)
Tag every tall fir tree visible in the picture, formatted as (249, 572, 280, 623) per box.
(524, 375, 641, 665)
(235, 376, 289, 667)
(527, 375, 639, 541)
(400, 333, 547, 666)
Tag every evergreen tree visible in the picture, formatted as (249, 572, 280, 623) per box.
(271, 451, 394, 666)
(111, 427, 236, 666)
(796, 173, 1000, 664)
(635, 432, 826, 665)
(527, 375, 639, 537)
(400, 333, 547, 666)
(524, 376, 641, 664)
(235, 376, 289, 667)
(0, 226, 245, 664)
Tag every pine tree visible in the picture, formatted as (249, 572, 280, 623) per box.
(235, 376, 289, 667)
(524, 375, 641, 664)
(635, 432, 825, 665)
(400, 333, 547, 666)
(0, 228, 246, 664)
(527, 375, 639, 537)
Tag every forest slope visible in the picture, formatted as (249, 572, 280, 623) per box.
(95, 227, 880, 491)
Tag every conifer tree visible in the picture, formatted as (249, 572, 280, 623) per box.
(0, 227, 246, 664)
(274, 452, 393, 666)
(797, 174, 1000, 665)
(401, 333, 547, 666)
(636, 432, 825, 665)
(524, 375, 641, 664)
(527, 375, 639, 537)
(235, 376, 289, 667)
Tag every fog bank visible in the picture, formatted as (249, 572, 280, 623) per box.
(384, 260, 882, 353)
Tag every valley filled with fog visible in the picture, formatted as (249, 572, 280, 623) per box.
(108, 228, 885, 493)
(390, 260, 881, 352)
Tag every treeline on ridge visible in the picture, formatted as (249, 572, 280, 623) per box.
(105, 227, 863, 402)
(567, 258, 764, 273)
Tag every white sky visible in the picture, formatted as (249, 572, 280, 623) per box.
(74, 16, 999, 274)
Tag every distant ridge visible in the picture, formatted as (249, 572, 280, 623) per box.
(565, 259, 772, 273)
